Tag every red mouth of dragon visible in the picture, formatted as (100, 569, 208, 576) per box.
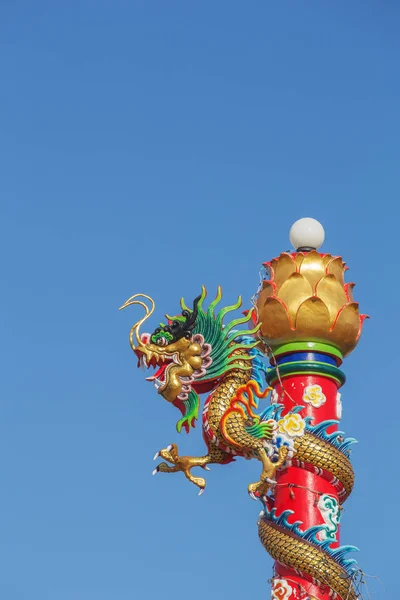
(134, 348, 178, 391)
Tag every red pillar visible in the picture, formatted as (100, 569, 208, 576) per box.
(269, 364, 344, 600)
(254, 247, 366, 600)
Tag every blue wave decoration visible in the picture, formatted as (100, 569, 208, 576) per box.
(304, 418, 358, 456)
(258, 402, 293, 422)
(258, 403, 284, 421)
(234, 335, 269, 397)
(261, 505, 359, 574)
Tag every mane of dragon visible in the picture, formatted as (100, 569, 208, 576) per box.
(164, 285, 261, 433)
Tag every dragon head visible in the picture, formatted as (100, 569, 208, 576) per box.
(132, 295, 208, 404)
(120, 287, 260, 433)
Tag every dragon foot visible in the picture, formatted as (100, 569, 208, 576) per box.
(153, 443, 210, 495)
(248, 477, 276, 501)
(248, 446, 289, 500)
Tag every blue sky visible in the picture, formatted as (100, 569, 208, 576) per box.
(1, 2, 398, 599)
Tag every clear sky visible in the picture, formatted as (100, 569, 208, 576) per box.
(1, 2, 398, 599)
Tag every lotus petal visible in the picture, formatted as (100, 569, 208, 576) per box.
(315, 275, 348, 323)
(277, 273, 313, 321)
(344, 282, 355, 302)
(293, 253, 305, 269)
(255, 282, 276, 324)
(269, 253, 296, 291)
(326, 256, 346, 286)
(257, 280, 276, 303)
(296, 252, 334, 270)
(295, 297, 331, 338)
(258, 297, 293, 342)
(298, 251, 326, 291)
(330, 303, 362, 356)
(358, 314, 370, 340)
(322, 254, 335, 268)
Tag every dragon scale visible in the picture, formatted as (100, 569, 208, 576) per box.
(204, 352, 265, 454)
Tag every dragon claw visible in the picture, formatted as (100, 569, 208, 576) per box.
(249, 491, 259, 501)
(198, 488, 205, 496)
(202, 465, 211, 471)
(151, 445, 211, 493)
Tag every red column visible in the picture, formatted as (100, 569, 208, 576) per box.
(253, 245, 366, 600)
(271, 371, 342, 600)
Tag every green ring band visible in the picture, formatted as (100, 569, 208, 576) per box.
(270, 341, 343, 364)
(266, 361, 346, 387)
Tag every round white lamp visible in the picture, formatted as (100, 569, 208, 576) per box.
(289, 218, 325, 251)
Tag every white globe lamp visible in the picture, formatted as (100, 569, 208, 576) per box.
(289, 218, 325, 251)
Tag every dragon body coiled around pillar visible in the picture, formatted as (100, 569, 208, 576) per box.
(121, 287, 359, 600)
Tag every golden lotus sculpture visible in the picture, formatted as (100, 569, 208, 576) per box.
(255, 251, 367, 357)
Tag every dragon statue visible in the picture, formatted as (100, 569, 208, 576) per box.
(120, 286, 288, 497)
(121, 274, 363, 600)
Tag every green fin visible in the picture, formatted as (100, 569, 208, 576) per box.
(245, 420, 275, 440)
(176, 390, 200, 434)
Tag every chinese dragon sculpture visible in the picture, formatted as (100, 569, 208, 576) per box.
(121, 250, 366, 600)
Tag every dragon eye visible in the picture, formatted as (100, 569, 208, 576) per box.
(157, 336, 168, 346)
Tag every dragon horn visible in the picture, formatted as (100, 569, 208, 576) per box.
(119, 293, 155, 351)
(181, 294, 202, 329)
